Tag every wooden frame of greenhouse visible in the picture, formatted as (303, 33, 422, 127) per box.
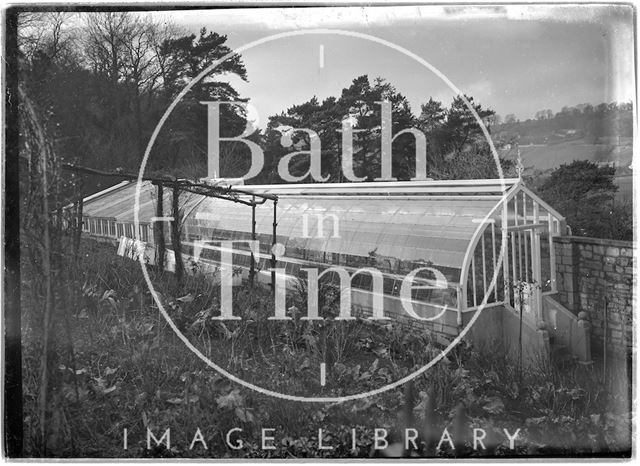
(77, 177, 592, 364)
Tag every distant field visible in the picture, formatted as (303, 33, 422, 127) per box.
(504, 138, 633, 203)
(516, 139, 633, 172)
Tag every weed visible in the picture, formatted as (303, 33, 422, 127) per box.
(20, 239, 631, 457)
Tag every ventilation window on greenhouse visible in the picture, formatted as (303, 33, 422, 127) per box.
(383, 277, 396, 295)
(358, 273, 373, 291)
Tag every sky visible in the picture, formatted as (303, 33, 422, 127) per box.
(151, 4, 634, 128)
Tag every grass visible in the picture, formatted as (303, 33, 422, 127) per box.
(20, 239, 632, 458)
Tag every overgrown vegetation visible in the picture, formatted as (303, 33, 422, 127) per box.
(531, 160, 632, 241)
(20, 239, 631, 457)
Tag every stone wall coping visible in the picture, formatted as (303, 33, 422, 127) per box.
(554, 235, 635, 249)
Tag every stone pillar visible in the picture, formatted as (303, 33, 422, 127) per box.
(576, 311, 593, 364)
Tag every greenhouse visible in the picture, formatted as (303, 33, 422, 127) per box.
(80, 177, 590, 360)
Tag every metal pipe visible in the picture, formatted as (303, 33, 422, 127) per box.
(471, 256, 477, 307)
(481, 235, 487, 298)
(271, 199, 278, 293)
(491, 222, 498, 301)
(250, 196, 256, 286)
(502, 201, 511, 304)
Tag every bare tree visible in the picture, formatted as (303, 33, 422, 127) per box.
(121, 15, 163, 158)
(18, 12, 78, 66)
(147, 16, 182, 98)
(82, 12, 179, 159)
(83, 12, 136, 121)
(18, 12, 50, 61)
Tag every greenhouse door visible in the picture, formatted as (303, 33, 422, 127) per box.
(506, 224, 543, 323)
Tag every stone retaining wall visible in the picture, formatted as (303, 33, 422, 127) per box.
(554, 236, 635, 353)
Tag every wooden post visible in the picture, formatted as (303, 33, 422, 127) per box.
(171, 186, 184, 285)
(154, 183, 166, 270)
(73, 179, 83, 257)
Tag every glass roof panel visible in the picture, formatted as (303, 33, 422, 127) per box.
(192, 192, 493, 274)
(177, 194, 500, 276)
(82, 180, 565, 286)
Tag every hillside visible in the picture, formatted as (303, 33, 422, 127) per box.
(491, 103, 633, 202)
(498, 138, 633, 172)
(493, 102, 632, 145)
